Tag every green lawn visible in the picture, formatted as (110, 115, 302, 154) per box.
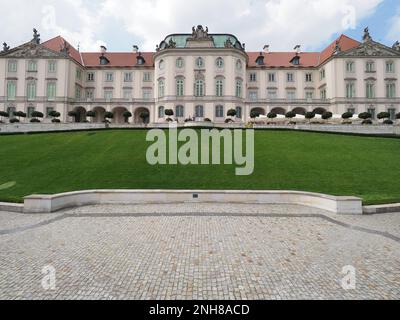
(0, 129, 399, 205)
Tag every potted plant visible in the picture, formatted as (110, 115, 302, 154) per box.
(49, 110, 61, 123)
(285, 111, 296, 124)
(14, 111, 27, 122)
(322, 111, 333, 122)
(123, 111, 132, 123)
(31, 111, 44, 123)
(377, 112, 390, 124)
(86, 110, 96, 123)
(305, 112, 315, 124)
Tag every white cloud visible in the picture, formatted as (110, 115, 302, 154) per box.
(387, 8, 400, 43)
(0, 0, 384, 52)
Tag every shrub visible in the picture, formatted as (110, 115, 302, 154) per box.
(123, 111, 132, 123)
(104, 112, 114, 120)
(164, 109, 174, 117)
(267, 112, 277, 119)
(30, 118, 40, 123)
(383, 119, 394, 125)
(14, 111, 27, 119)
(305, 112, 315, 120)
(285, 111, 296, 119)
(358, 112, 372, 120)
(166, 118, 173, 122)
(227, 109, 237, 117)
(10, 118, 20, 123)
(52, 119, 61, 123)
(225, 118, 234, 123)
(250, 111, 260, 119)
(377, 112, 390, 120)
(31, 111, 44, 118)
(342, 112, 353, 119)
(322, 112, 333, 120)
(139, 111, 149, 122)
(68, 111, 78, 118)
(0, 111, 9, 118)
(362, 119, 373, 125)
(396, 112, 400, 120)
(86, 111, 96, 118)
(204, 118, 212, 122)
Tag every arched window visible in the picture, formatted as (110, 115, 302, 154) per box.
(176, 78, 184, 96)
(195, 105, 204, 118)
(158, 79, 165, 98)
(216, 57, 224, 68)
(196, 57, 204, 69)
(195, 80, 205, 97)
(159, 60, 165, 70)
(6, 81, 16, 100)
(215, 105, 224, 118)
(176, 58, 184, 69)
(158, 106, 165, 118)
(235, 79, 242, 98)
(236, 106, 242, 118)
(216, 79, 223, 97)
(7, 105, 16, 118)
(27, 81, 37, 101)
(176, 105, 184, 118)
(236, 60, 242, 71)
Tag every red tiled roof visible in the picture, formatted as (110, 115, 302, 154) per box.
(81, 52, 154, 67)
(42, 36, 83, 65)
(319, 34, 360, 64)
(247, 51, 320, 68)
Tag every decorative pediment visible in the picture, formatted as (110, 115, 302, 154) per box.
(339, 41, 400, 57)
(0, 41, 64, 59)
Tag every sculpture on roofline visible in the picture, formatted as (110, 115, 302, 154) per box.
(363, 27, 372, 42)
(2, 42, 10, 52)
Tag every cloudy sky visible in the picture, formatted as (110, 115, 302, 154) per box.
(0, 0, 399, 53)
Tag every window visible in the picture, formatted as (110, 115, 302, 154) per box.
(143, 72, 151, 82)
(75, 86, 82, 99)
(27, 82, 36, 100)
(176, 58, 184, 69)
(47, 82, 56, 101)
(236, 60, 242, 71)
(28, 60, 37, 72)
(249, 91, 258, 101)
(320, 69, 326, 80)
(176, 78, 184, 96)
(196, 57, 204, 69)
(104, 90, 113, 101)
(123, 89, 132, 100)
(366, 61, 375, 72)
(158, 79, 165, 98)
(346, 82, 355, 99)
(76, 68, 82, 80)
(287, 91, 296, 100)
(105, 72, 113, 82)
(287, 73, 294, 82)
(216, 79, 223, 97)
(235, 79, 242, 98)
(46, 107, 54, 118)
(7, 106, 16, 118)
(305, 73, 312, 82)
(195, 105, 204, 118)
(386, 61, 395, 73)
(216, 58, 224, 68)
(366, 83, 375, 99)
(215, 105, 224, 118)
(236, 106, 242, 118)
(305, 92, 313, 100)
(176, 105, 184, 118)
(27, 106, 35, 118)
(124, 72, 132, 82)
(86, 89, 94, 100)
(367, 107, 376, 119)
(6, 81, 16, 100)
(195, 80, 205, 97)
(388, 108, 396, 120)
(87, 72, 95, 82)
(346, 61, 355, 73)
(250, 73, 257, 82)
(268, 73, 276, 82)
(386, 83, 396, 98)
(48, 61, 57, 73)
(8, 60, 17, 72)
(320, 89, 327, 100)
(159, 60, 165, 70)
(267, 90, 277, 99)
(143, 89, 152, 100)
(158, 106, 165, 118)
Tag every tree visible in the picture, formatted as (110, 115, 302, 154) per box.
(68, 111, 78, 122)
(250, 110, 260, 119)
(13, 111, 26, 122)
(86, 110, 96, 122)
(139, 111, 150, 125)
(362, 119, 373, 125)
(383, 119, 394, 125)
(322, 111, 333, 120)
(49, 110, 61, 123)
(377, 112, 390, 120)
(104, 112, 114, 122)
(31, 111, 44, 123)
(164, 109, 174, 117)
(305, 112, 315, 123)
(358, 112, 372, 120)
(285, 111, 296, 119)
(227, 109, 237, 117)
(267, 112, 277, 120)
(0, 111, 9, 122)
(123, 111, 132, 123)
(342, 112, 353, 120)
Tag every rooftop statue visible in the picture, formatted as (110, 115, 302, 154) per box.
(189, 25, 213, 41)
(363, 27, 372, 42)
(32, 28, 41, 44)
(2, 42, 10, 52)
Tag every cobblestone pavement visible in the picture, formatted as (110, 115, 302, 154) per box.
(0, 204, 399, 300)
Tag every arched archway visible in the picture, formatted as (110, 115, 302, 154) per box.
(250, 107, 266, 116)
(270, 107, 286, 115)
(313, 107, 327, 115)
(74, 107, 87, 123)
(92, 107, 106, 123)
(292, 107, 307, 115)
(134, 107, 150, 124)
(112, 107, 129, 124)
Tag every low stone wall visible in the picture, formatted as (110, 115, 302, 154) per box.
(23, 189, 363, 215)
(0, 123, 107, 133)
(0, 202, 24, 213)
(254, 124, 400, 136)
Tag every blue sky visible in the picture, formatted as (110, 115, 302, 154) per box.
(0, 0, 399, 52)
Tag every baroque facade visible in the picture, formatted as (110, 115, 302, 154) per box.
(0, 26, 399, 124)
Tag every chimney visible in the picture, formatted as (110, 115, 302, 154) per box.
(263, 45, 270, 54)
(294, 45, 301, 54)
(133, 45, 139, 53)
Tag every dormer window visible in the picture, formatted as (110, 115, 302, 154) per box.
(137, 55, 146, 65)
(99, 56, 110, 65)
(255, 54, 264, 66)
(290, 55, 300, 66)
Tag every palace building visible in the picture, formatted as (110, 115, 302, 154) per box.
(0, 26, 399, 124)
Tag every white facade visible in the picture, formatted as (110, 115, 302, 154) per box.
(0, 26, 399, 124)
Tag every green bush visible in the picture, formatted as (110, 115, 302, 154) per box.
(362, 119, 373, 125)
(342, 112, 353, 119)
(123, 111, 133, 123)
(164, 109, 174, 117)
(322, 112, 333, 120)
(52, 119, 61, 123)
(250, 111, 260, 119)
(105, 112, 114, 120)
(377, 112, 390, 120)
(305, 112, 315, 120)
(267, 112, 277, 119)
(86, 111, 96, 118)
(204, 118, 212, 122)
(14, 111, 26, 119)
(225, 118, 234, 123)
(30, 118, 40, 123)
(358, 112, 372, 120)
(285, 111, 296, 119)
(383, 119, 394, 125)
(10, 118, 20, 123)
(0, 111, 9, 118)
(68, 111, 78, 118)
(139, 111, 149, 122)
(227, 109, 237, 117)
(31, 111, 44, 118)
(396, 112, 400, 120)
